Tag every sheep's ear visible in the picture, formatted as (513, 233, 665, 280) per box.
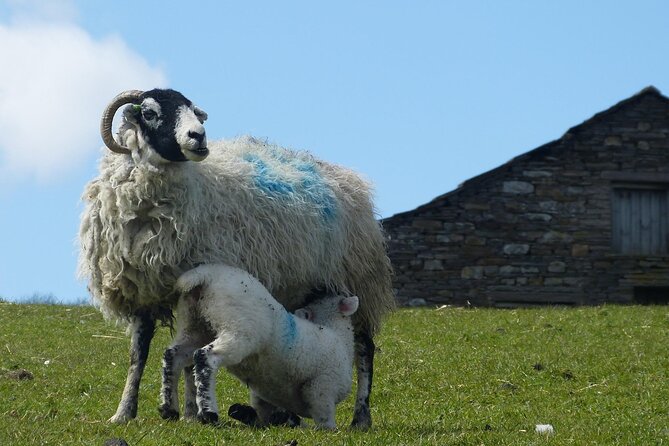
(295, 308, 313, 321)
(338, 296, 359, 317)
(122, 103, 141, 124)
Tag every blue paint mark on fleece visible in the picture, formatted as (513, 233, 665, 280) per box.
(244, 151, 337, 221)
(244, 154, 295, 196)
(281, 311, 298, 349)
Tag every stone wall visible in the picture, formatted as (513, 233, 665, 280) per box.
(383, 89, 669, 307)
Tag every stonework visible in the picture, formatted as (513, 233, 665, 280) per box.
(382, 87, 669, 307)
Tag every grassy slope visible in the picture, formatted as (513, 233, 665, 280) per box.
(0, 303, 668, 445)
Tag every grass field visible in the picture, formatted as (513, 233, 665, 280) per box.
(1, 302, 668, 445)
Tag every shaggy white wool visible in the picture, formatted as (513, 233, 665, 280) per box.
(78, 134, 394, 333)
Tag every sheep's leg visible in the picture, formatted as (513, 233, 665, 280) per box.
(351, 330, 375, 430)
(109, 310, 155, 423)
(183, 365, 198, 419)
(159, 343, 195, 420)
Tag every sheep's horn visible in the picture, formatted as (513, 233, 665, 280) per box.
(100, 90, 144, 154)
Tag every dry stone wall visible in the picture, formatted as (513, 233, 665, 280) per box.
(383, 89, 669, 307)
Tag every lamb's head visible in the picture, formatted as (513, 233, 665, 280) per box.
(101, 88, 209, 162)
(295, 295, 359, 325)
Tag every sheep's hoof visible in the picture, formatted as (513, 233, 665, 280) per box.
(197, 410, 219, 424)
(228, 403, 258, 426)
(107, 412, 133, 424)
(350, 406, 372, 431)
(158, 405, 179, 421)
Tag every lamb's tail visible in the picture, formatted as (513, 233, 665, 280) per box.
(176, 264, 219, 295)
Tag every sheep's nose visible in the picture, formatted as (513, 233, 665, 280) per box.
(188, 131, 205, 143)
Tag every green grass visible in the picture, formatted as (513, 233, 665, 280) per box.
(1, 303, 668, 445)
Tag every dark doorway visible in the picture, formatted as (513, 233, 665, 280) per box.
(634, 286, 669, 305)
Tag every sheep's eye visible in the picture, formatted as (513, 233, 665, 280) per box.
(142, 109, 158, 121)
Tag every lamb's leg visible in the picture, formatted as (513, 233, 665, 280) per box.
(193, 345, 220, 424)
(159, 343, 195, 420)
(250, 391, 278, 427)
(302, 382, 336, 430)
(183, 365, 198, 419)
(351, 329, 375, 430)
(109, 310, 155, 423)
(193, 336, 256, 424)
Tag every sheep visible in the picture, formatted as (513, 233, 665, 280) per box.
(159, 264, 358, 429)
(78, 88, 395, 427)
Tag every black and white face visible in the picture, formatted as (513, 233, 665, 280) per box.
(128, 88, 209, 162)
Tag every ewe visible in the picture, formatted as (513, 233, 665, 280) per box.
(160, 264, 358, 429)
(78, 89, 394, 428)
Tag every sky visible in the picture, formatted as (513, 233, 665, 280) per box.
(1, 0, 669, 303)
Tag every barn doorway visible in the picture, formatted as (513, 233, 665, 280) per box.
(633, 286, 669, 305)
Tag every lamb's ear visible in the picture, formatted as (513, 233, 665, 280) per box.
(294, 308, 313, 321)
(338, 296, 359, 317)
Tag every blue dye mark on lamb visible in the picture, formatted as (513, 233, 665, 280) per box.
(244, 151, 338, 221)
(281, 311, 298, 349)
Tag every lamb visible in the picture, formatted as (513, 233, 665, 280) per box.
(78, 88, 394, 427)
(160, 264, 358, 429)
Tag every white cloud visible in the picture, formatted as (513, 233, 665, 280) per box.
(0, 5, 167, 183)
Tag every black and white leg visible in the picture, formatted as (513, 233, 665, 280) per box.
(193, 346, 219, 424)
(351, 330, 375, 430)
(183, 365, 198, 419)
(109, 310, 155, 423)
(159, 343, 196, 420)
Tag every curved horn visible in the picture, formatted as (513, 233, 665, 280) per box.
(100, 90, 144, 154)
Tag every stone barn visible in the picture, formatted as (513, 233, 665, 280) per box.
(383, 86, 669, 307)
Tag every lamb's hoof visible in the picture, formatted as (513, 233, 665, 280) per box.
(197, 410, 219, 424)
(228, 403, 258, 426)
(268, 410, 301, 428)
(158, 405, 179, 421)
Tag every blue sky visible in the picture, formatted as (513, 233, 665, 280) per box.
(1, 0, 668, 303)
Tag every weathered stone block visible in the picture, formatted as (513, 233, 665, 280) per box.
(523, 170, 553, 178)
(503, 181, 535, 194)
(461, 266, 483, 279)
(604, 136, 622, 146)
(503, 244, 530, 255)
(521, 266, 540, 274)
(500, 265, 519, 275)
(548, 261, 566, 273)
(524, 213, 553, 222)
(463, 202, 491, 211)
(465, 236, 487, 246)
(412, 219, 443, 231)
(571, 244, 589, 257)
(539, 201, 559, 212)
(544, 278, 564, 286)
(540, 231, 574, 243)
(424, 259, 444, 271)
